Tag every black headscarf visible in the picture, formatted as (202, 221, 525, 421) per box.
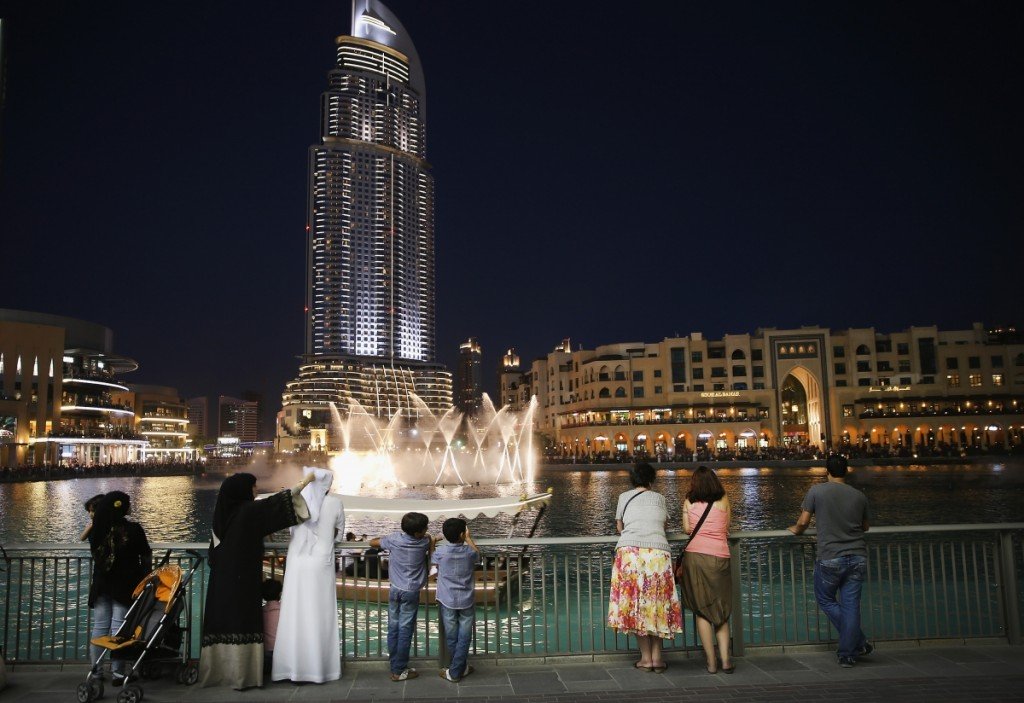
(212, 473, 257, 545)
(89, 490, 131, 551)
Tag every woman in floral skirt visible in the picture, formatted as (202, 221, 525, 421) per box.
(608, 462, 682, 672)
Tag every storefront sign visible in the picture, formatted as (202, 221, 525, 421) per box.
(867, 385, 911, 393)
(699, 391, 741, 398)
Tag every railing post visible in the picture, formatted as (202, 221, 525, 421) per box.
(998, 531, 1021, 645)
(729, 538, 744, 657)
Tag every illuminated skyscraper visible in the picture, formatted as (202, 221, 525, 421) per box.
(456, 338, 482, 414)
(279, 0, 450, 448)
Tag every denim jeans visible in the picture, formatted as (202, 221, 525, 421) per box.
(387, 588, 420, 674)
(90, 595, 128, 675)
(814, 555, 868, 659)
(440, 604, 475, 679)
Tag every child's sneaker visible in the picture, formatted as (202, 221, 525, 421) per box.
(390, 668, 418, 681)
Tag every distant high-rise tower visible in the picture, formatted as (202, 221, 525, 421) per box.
(456, 338, 482, 414)
(278, 0, 451, 450)
(219, 395, 258, 443)
(186, 396, 209, 439)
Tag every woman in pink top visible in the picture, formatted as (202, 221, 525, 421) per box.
(680, 466, 734, 674)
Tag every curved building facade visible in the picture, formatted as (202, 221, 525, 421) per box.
(279, 0, 451, 451)
(0, 309, 145, 467)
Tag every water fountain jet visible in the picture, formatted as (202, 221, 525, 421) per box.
(325, 393, 537, 489)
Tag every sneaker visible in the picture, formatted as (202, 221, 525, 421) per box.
(439, 668, 460, 683)
(838, 656, 856, 668)
(858, 641, 874, 657)
(390, 668, 418, 682)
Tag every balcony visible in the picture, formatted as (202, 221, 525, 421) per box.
(858, 406, 1021, 420)
(561, 413, 769, 429)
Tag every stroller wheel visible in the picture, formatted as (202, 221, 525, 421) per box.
(182, 663, 199, 686)
(76, 682, 96, 703)
(116, 684, 142, 703)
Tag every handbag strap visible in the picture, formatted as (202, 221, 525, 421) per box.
(618, 489, 646, 523)
(683, 501, 715, 553)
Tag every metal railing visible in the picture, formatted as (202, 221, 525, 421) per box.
(2, 524, 1022, 664)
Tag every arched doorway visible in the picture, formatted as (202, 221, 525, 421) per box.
(614, 433, 628, 455)
(634, 433, 649, 457)
(780, 367, 824, 449)
(675, 431, 691, 457)
(653, 432, 671, 457)
(696, 430, 713, 449)
(737, 428, 758, 449)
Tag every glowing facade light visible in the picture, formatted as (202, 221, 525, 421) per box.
(62, 378, 130, 392)
(60, 405, 135, 416)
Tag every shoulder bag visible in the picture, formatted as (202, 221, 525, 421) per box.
(673, 501, 714, 585)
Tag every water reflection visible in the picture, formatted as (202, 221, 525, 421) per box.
(1, 462, 1022, 543)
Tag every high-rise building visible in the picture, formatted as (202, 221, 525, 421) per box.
(278, 0, 451, 451)
(186, 396, 209, 440)
(456, 338, 482, 414)
(219, 395, 258, 443)
(241, 390, 264, 441)
(497, 348, 522, 407)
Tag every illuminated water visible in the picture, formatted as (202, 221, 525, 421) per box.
(1, 462, 1022, 543)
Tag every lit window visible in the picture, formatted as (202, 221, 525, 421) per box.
(992, 374, 1004, 386)
(968, 374, 982, 388)
(946, 373, 960, 388)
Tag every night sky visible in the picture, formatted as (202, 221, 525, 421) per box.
(0, 1, 1020, 434)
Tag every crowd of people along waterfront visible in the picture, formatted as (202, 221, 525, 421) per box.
(74, 457, 872, 691)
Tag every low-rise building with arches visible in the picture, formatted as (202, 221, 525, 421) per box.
(499, 324, 1024, 458)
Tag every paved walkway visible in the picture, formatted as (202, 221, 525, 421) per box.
(4, 644, 1024, 702)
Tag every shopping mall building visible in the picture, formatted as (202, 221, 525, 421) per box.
(499, 325, 1023, 458)
(0, 310, 190, 467)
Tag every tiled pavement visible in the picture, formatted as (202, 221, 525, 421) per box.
(4, 644, 1024, 702)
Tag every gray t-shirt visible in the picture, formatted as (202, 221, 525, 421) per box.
(801, 481, 870, 560)
(615, 489, 670, 552)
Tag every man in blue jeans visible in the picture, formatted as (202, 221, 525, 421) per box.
(789, 454, 872, 667)
(433, 518, 480, 682)
(371, 512, 434, 681)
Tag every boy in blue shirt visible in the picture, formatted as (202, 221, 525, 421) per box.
(433, 517, 480, 682)
(370, 512, 434, 681)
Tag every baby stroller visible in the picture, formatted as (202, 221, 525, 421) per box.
(78, 550, 204, 703)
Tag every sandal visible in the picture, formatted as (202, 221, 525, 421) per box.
(651, 662, 668, 673)
(634, 661, 654, 672)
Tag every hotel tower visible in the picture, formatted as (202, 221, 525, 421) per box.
(278, 0, 451, 451)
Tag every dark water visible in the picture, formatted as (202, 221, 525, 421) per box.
(1, 462, 1022, 543)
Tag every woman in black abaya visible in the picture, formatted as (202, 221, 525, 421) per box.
(198, 472, 314, 690)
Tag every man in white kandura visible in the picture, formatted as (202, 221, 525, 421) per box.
(272, 468, 346, 683)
